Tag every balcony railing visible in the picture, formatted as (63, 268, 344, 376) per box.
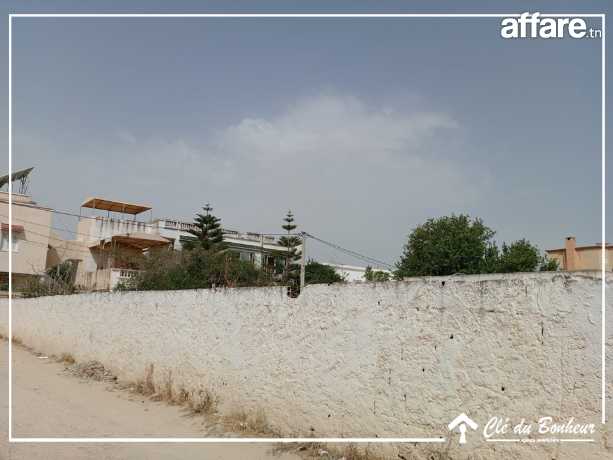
(158, 219, 277, 244)
(160, 219, 198, 231)
(76, 268, 141, 291)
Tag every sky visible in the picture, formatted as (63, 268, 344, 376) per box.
(0, 1, 610, 267)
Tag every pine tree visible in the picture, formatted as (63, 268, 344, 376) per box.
(277, 211, 301, 285)
(185, 204, 225, 252)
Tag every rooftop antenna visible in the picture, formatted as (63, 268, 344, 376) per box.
(0, 167, 34, 195)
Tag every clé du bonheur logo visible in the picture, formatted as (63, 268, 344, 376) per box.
(448, 413, 596, 445)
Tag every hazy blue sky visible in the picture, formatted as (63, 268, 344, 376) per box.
(1, 1, 610, 266)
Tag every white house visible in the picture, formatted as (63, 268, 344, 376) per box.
(153, 218, 292, 273)
(322, 263, 392, 282)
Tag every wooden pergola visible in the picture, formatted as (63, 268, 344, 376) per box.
(80, 197, 152, 220)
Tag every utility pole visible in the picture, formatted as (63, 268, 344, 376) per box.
(299, 232, 306, 292)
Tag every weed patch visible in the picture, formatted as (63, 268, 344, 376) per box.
(224, 409, 275, 436)
(59, 353, 76, 365)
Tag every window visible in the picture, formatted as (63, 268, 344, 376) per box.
(239, 252, 253, 263)
(0, 232, 19, 252)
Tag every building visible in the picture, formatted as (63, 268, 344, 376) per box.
(153, 218, 290, 273)
(546, 236, 613, 271)
(0, 191, 54, 290)
(0, 168, 54, 290)
(47, 198, 294, 291)
(66, 198, 172, 291)
(322, 263, 392, 282)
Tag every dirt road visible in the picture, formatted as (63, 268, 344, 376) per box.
(0, 341, 300, 460)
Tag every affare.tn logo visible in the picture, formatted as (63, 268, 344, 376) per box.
(500, 12, 602, 39)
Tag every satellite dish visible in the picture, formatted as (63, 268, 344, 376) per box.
(0, 167, 34, 195)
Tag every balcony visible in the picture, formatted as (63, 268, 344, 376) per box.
(159, 219, 198, 232)
(76, 268, 140, 291)
(157, 219, 278, 244)
(95, 217, 153, 238)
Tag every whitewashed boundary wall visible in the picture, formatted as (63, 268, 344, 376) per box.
(2, 272, 612, 458)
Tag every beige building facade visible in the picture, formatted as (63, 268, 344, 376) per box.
(65, 198, 171, 291)
(0, 191, 53, 289)
(546, 236, 613, 271)
(48, 197, 295, 292)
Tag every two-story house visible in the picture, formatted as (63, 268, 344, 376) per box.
(153, 218, 290, 274)
(50, 198, 294, 291)
(0, 168, 54, 291)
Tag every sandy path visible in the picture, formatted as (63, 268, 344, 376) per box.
(0, 341, 300, 460)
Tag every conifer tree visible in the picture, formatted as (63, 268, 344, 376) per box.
(278, 210, 301, 285)
(185, 204, 225, 252)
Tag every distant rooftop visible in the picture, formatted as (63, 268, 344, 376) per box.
(81, 197, 151, 215)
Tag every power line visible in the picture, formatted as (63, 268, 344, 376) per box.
(2, 210, 288, 247)
(301, 232, 393, 270)
(0, 214, 289, 258)
(0, 213, 97, 241)
(0, 225, 94, 256)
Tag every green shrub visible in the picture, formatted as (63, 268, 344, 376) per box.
(123, 248, 274, 291)
(22, 275, 76, 298)
(305, 260, 344, 284)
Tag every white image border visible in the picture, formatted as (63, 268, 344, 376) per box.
(7, 12, 606, 444)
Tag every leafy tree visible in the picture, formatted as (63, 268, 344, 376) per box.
(480, 243, 500, 274)
(364, 266, 390, 282)
(539, 257, 559, 272)
(395, 214, 558, 277)
(485, 239, 558, 273)
(496, 239, 541, 273)
(305, 260, 343, 284)
(184, 204, 225, 252)
(395, 214, 495, 277)
(277, 211, 302, 286)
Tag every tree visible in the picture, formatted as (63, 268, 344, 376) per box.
(484, 239, 558, 273)
(305, 260, 343, 284)
(496, 239, 540, 273)
(539, 257, 559, 272)
(184, 204, 225, 252)
(480, 243, 500, 274)
(395, 214, 557, 278)
(395, 214, 495, 277)
(277, 211, 302, 286)
(364, 266, 390, 282)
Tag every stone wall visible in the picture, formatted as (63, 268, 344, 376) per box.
(2, 271, 611, 459)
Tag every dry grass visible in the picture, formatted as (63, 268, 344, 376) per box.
(134, 363, 156, 396)
(285, 443, 453, 460)
(341, 444, 381, 460)
(188, 388, 219, 415)
(172, 386, 191, 405)
(151, 369, 173, 402)
(59, 353, 76, 365)
(277, 442, 388, 460)
(9, 335, 35, 352)
(223, 409, 274, 436)
(162, 370, 173, 402)
(129, 364, 218, 416)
